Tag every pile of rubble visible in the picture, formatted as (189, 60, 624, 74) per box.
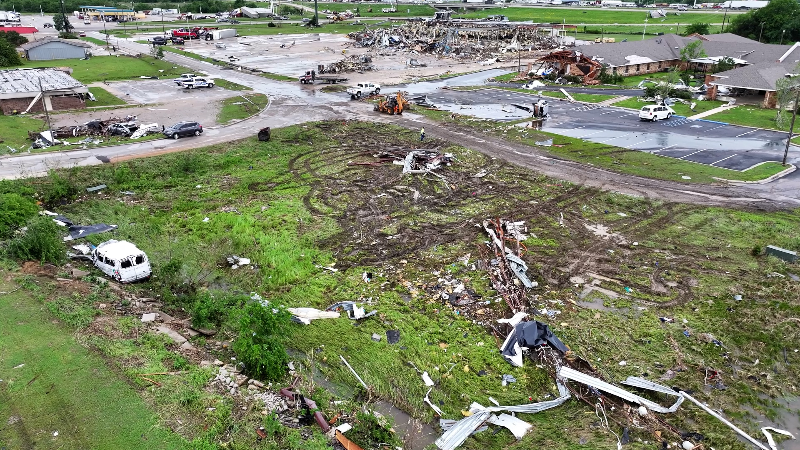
(319, 54, 374, 74)
(348, 147, 454, 175)
(533, 50, 604, 84)
(348, 24, 559, 61)
(29, 115, 161, 149)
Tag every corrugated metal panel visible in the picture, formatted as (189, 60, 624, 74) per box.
(559, 367, 683, 413)
(765, 245, 797, 263)
(27, 42, 87, 61)
(620, 377, 678, 396)
(435, 410, 492, 450)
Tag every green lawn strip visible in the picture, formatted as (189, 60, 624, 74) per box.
(459, 7, 735, 24)
(214, 78, 252, 91)
(505, 89, 616, 103)
(0, 285, 189, 450)
(159, 46, 227, 66)
(299, 2, 436, 16)
(87, 86, 126, 107)
(611, 97, 726, 116)
(80, 36, 107, 46)
(414, 107, 786, 183)
(704, 105, 790, 131)
(14, 56, 189, 84)
(0, 115, 46, 152)
(260, 72, 296, 82)
(217, 93, 269, 124)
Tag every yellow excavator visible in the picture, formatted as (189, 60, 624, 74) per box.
(374, 92, 409, 115)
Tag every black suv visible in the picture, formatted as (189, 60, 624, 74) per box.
(149, 36, 168, 45)
(163, 121, 203, 139)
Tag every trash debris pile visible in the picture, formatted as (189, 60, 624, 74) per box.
(534, 50, 604, 84)
(319, 54, 374, 74)
(28, 115, 161, 149)
(348, 147, 454, 176)
(480, 218, 537, 313)
(348, 24, 558, 62)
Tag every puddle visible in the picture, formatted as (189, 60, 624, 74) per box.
(434, 102, 531, 121)
(286, 349, 438, 449)
(742, 396, 800, 450)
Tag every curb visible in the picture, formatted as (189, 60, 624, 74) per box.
(713, 163, 797, 184)
(694, 119, 729, 125)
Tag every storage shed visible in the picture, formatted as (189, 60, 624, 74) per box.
(20, 37, 91, 61)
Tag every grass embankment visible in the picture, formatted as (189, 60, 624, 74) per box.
(704, 105, 791, 131)
(0, 282, 188, 449)
(80, 36, 107, 46)
(414, 107, 787, 183)
(213, 79, 252, 91)
(217, 93, 269, 123)
(15, 55, 188, 84)
(3, 121, 800, 450)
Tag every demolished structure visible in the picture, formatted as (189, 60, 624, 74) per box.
(348, 23, 559, 61)
(534, 50, 604, 83)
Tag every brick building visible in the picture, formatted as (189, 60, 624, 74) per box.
(0, 68, 89, 115)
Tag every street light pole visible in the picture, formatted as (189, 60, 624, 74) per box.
(37, 77, 52, 133)
(780, 29, 786, 45)
(758, 22, 765, 43)
(783, 87, 800, 166)
(643, 18, 648, 41)
(721, 7, 727, 32)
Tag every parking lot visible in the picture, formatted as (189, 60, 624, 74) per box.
(425, 88, 796, 172)
(53, 78, 242, 130)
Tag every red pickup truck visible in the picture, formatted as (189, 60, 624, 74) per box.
(170, 27, 218, 39)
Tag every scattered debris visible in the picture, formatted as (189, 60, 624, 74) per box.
(287, 308, 340, 325)
(86, 184, 107, 193)
(339, 355, 369, 390)
(386, 329, 400, 344)
(765, 245, 797, 263)
(326, 301, 376, 320)
(481, 219, 537, 313)
(226, 255, 251, 269)
(141, 313, 157, 322)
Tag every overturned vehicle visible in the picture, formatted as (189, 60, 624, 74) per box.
(92, 240, 152, 282)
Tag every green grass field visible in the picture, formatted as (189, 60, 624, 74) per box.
(217, 93, 269, 124)
(0, 116, 45, 152)
(300, 2, 436, 16)
(15, 56, 188, 84)
(213, 78, 252, 91)
(533, 90, 618, 103)
(462, 6, 736, 24)
(3, 120, 800, 449)
(704, 105, 790, 131)
(80, 36, 107, 46)
(0, 283, 189, 450)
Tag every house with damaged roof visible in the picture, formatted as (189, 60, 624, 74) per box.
(537, 33, 800, 108)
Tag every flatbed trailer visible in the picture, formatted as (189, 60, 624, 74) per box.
(299, 73, 349, 84)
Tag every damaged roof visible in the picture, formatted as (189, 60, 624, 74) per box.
(574, 33, 800, 68)
(711, 62, 798, 91)
(0, 68, 87, 99)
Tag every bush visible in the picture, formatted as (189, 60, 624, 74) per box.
(348, 411, 402, 449)
(6, 215, 64, 264)
(232, 302, 292, 381)
(41, 170, 80, 205)
(0, 193, 38, 238)
(598, 67, 624, 85)
(191, 290, 247, 328)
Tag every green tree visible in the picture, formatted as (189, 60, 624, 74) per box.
(683, 22, 710, 36)
(712, 56, 736, 73)
(680, 40, 707, 62)
(0, 39, 21, 67)
(52, 13, 73, 33)
(0, 31, 29, 46)
(728, 0, 800, 43)
(6, 215, 65, 264)
(0, 193, 38, 238)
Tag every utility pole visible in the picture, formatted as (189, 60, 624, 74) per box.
(643, 18, 648, 40)
(783, 87, 799, 166)
(758, 22, 764, 43)
(37, 76, 52, 133)
(721, 7, 727, 32)
(313, 0, 319, 26)
(59, 0, 71, 34)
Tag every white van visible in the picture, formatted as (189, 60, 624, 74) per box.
(92, 240, 152, 282)
(639, 105, 673, 121)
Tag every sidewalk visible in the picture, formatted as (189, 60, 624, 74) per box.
(687, 104, 736, 121)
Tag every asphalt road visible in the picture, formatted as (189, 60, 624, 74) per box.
(424, 88, 797, 172)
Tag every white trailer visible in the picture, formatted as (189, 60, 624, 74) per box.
(212, 28, 237, 39)
(601, 0, 623, 7)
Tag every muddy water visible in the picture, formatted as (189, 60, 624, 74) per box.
(743, 397, 800, 450)
(286, 349, 439, 449)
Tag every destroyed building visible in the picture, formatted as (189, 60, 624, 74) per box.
(0, 68, 89, 115)
(534, 50, 603, 83)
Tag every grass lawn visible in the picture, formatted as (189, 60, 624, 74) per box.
(299, 2, 436, 16)
(0, 283, 189, 450)
(0, 115, 45, 153)
(521, 89, 617, 103)
(15, 56, 189, 84)
(87, 87, 127, 107)
(461, 6, 736, 24)
(704, 105, 789, 131)
(260, 72, 296, 82)
(217, 93, 269, 124)
(4, 121, 800, 450)
(80, 36, 107, 46)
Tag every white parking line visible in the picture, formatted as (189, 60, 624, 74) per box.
(710, 154, 737, 166)
(576, 130, 604, 138)
(596, 133, 630, 143)
(735, 129, 759, 137)
(708, 125, 727, 131)
(652, 144, 676, 153)
(625, 139, 653, 149)
(679, 149, 706, 159)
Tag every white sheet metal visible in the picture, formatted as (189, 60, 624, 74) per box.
(762, 427, 795, 450)
(559, 367, 683, 413)
(435, 410, 492, 450)
(424, 388, 444, 417)
(679, 390, 769, 450)
(487, 414, 532, 439)
(621, 376, 679, 396)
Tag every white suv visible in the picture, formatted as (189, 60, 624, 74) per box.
(639, 105, 673, 121)
(346, 82, 381, 100)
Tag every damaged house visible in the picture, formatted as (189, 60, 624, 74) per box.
(538, 33, 800, 108)
(0, 68, 89, 115)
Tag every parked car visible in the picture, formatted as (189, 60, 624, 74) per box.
(163, 121, 203, 139)
(79, 31, 86, 37)
(639, 105, 673, 121)
(172, 73, 198, 85)
(275, 15, 289, 20)
(148, 36, 168, 45)
(182, 77, 215, 89)
(43, 22, 53, 28)
(92, 240, 152, 282)
(171, 36, 185, 44)
(84, 19, 91, 25)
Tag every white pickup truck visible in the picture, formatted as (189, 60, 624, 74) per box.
(182, 77, 215, 89)
(346, 82, 381, 100)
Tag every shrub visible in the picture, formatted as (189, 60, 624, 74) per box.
(6, 215, 64, 264)
(348, 411, 401, 449)
(191, 290, 247, 328)
(41, 170, 80, 205)
(0, 193, 38, 238)
(232, 302, 292, 381)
